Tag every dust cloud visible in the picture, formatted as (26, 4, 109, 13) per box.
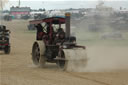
(74, 37, 127, 71)
(64, 45, 128, 72)
(68, 5, 128, 72)
(85, 45, 128, 72)
(69, 16, 128, 72)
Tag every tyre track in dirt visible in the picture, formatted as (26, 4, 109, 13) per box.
(66, 72, 111, 85)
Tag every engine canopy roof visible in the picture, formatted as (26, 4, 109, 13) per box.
(30, 17, 65, 25)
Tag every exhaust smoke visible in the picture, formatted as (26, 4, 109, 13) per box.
(0, 0, 8, 10)
(0, 0, 8, 24)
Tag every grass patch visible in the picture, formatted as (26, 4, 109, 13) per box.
(76, 30, 128, 46)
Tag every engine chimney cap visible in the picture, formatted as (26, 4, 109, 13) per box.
(65, 13, 71, 16)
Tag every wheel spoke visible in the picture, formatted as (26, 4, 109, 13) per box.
(57, 50, 65, 69)
(34, 44, 40, 63)
(32, 41, 46, 67)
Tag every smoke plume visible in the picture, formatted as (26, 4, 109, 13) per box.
(0, 0, 8, 10)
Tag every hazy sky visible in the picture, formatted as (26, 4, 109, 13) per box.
(3, 0, 128, 10)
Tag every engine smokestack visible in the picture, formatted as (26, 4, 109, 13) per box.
(65, 13, 71, 38)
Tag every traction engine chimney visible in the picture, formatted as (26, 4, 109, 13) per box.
(65, 13, 71, 38)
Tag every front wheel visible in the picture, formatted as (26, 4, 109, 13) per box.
(4, 46, 10, 54)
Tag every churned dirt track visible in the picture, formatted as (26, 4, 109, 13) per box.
(0, 20, 128, 85)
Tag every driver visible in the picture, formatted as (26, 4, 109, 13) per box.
(54, 28, 65, 45)
(35, 24, 46, 40)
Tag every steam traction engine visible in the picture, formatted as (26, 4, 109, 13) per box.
(30, 13, 87, 70)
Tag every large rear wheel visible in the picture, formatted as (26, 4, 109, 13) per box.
(32, 41, 46, 67)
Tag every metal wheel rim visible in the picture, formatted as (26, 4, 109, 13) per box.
(33, 44, 40, 64)
(57, 50, 66, 69)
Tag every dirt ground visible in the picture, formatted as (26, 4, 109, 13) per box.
(0, 20, 128, 85)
